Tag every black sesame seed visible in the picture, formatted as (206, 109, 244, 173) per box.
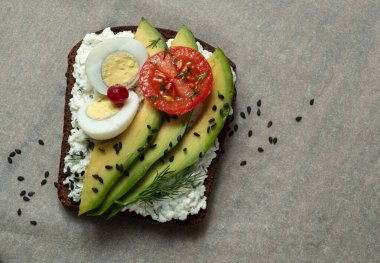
(147, 124, 151, 129)
(30, 220, 37, 226)
(17, 176, 24, 182)
(15, 149, 21, 154)
(247, 106, 252, 115)
(41, 179, 47, 185)
(105, 165, 113, 170)
(146, 135, 153, 143)
(28, 191, 35, 197)
(310, 99, 314, 105)
(208, 118, 215, 123)
(212, 105, 217, 111)
(228, 131, 234, 137)
(273, 137, 278, 144)
(54, 182, 58, 188)
(98, 148, 105, 152)
(234, 124, 238, 132)
(257, 99, 261, 107)
(97, 176, 104, 184)
(169, 142, 173, 148)
(118, 142, 122, 150)
(207, 126, 211, 133)
(240, 161, 247, 166)
(23, 196, 30, 202)
(258, 147, 264, 153)
(44, 171, 49, 178)
(20, 190, 26, 196)
(150, 144, 157, 149)
(193, 132, 200, 137)
(269, 137, 273, 144)
(17, 208, 21, 216)
(139, 154, 145, 161)
(8, 157, 12, 164)
(183, 148, 187, 152)
(113, 143, 118, 149)
(91, 187, 98, 193)
(80, 171, 85, 176)
(248, 130, 253, 137)
(74, 172, 79, 178)
(210, 123, 217, 129)
(169, 156, 174, 162)
(38, 139, 44, 145)
(70, 183, 74, 190)
(137, 146, 145, 152)
(9, 152, 16, 157)
(116, 164, 124, 173)
(177, 135, 182, 142)
(267, 121, 273, 128)
(296, 116, 302, 122)
(257, 109, 261, 116)
(115, 146, 120, 155)
(218, 93, 224, 100)
(240, 111, 246, 119)
(199, 152, 203, 158)
(92, 174, 99, 180)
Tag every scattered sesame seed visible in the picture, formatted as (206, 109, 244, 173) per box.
(217, 93, 224, 100)
(23, 196, 30, 202)
(296, 116, 302, 122)
(116, 164, 123, 172)
(183, 148, 187, 152)
(97, 176, 104, 184)
(257, 109, 261, 116)
(267, 121, 273, 128)
(193, 132, 200, 137)
(234, 124, 238, 132)
(118, 142, 122, 150)
(209, 118, 215, 123)
(15, 149, 21, 154)
(150, 144, 157, 149)
(105, 165, 113, 170)
(139, 154, 144, 161)
(169, 142, 173, 148)
(147, 124, 151, 129)
(177, 135, 182, 142)
(54, 182, 58, 188)
(273, 137, 278, 144)
(20, 190, 26, 196)
(30, 221, 37, 226)
(240, 112, 246, 119)
(258, 147, 264, 153)
(17, 176, 24, 182)
(44, 171, 49, 178)
(248, 130, 253, 137)
(17, 208, 21, 216)
(207, 126, 211, 133)
(98, 148, 105, 152)
(247, 106, 252, 115)
(212, 105, 217, 111)
(41, 179, 47, 185)
(9, 152, 16, 157)
(8, 157, 12, 164)
(28, 191, 35, 197)
(310, 99, 314, 105)
(38, 139, 44, 145)
(137, 146, 145, 152)
(240, 161, 247, 166)
(257, 100, 262, 107)
(269, 137, 273, 144)
(91, 187, 98, 193)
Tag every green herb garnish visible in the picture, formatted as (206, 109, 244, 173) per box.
(197, 72, 208, 82)
(146, 38, 162, 49)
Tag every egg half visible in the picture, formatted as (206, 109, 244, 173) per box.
(77, 91, 139, 140)
(85, 37, 147, 95)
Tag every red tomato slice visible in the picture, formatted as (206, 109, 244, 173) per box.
(138, 47, 213, 115)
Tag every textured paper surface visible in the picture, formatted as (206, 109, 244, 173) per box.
(0, 1, 379, 262)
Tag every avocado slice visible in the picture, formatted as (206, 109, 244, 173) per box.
(78, 18, 167, 215)
(87, 26, 198, 216)
(135, 17, 167, 57)
(171, 26, 198, 50)
(104, 48, 234, 219)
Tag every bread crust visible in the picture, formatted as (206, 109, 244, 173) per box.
(58, 26, 236, 225)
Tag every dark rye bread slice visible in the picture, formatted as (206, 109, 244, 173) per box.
(58, 26, 237, 225)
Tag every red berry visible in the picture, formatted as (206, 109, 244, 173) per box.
(107, 84, 129, 105)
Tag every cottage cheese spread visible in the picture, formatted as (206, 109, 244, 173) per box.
(64, 28, 233, 222)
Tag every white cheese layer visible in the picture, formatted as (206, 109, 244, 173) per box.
(64, 28, 231, 222)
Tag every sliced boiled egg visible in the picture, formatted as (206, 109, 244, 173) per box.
(77, 91, 139, 140)
(85, 37, 147, 95)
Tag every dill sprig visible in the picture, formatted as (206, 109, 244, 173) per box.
(135, 165, 205, 205)
(175, 67, 191, 80)
(196, 72, 208, 82)
(146, 38, 162, 49)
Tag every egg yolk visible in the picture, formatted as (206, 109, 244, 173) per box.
(101, 51, 139, 87)
(86, 96, 120, 120)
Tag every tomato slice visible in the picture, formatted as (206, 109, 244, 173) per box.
(138, 47, 213, 115)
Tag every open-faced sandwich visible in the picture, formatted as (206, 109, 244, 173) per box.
(58, 18, 236, 224)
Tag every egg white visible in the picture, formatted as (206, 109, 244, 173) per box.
(85, 37, 147, 95)
(77, 91, 139, 140)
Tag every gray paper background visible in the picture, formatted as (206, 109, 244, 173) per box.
(1, 1, 379, 262)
